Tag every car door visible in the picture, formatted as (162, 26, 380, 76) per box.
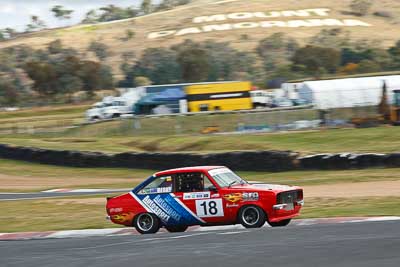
(174, 171, 227, 224)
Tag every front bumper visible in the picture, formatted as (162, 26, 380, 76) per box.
(273, 200, 304, 210)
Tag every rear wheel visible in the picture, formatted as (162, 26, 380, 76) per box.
(268, 219, 291, 227)
(238, 205, 266, 228)
(165, 225, 188, 233)
(133, 213, 160, 234)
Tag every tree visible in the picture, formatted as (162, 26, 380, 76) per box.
(88, 41, 110, 60)
(48, 39, 63, 54)
(134, 76, 152, 86)
(58, 74, 83, 101)
(350, 0, 373, 16)
(82, 10, 99, 24)
(257, 33, 299, 71)
(79, 61, 112, 97)
(0, 77, 19, 105)
(120, 51, 136, 75)
(357, 59, 380, 73)
(141, 0, 153, 14)
(0, 31, 5, 41)
(24, 61, 58, 96)
(124, 29, 135, 41)
(130, 47, 181, 85)
(157, 0, 175, 10)
(378, 81, 390, 121)
(4, 28, 17, 39)
(310, 28, 350, 49)
(51, 5, 74, 21)
(292, 45, 341, 74)
(98, 5, 138, 22)
(177, 46, 209, 82)
(26, 15, 46, 32)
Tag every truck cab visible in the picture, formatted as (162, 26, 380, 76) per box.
(102, 97, 129, 119)
(85, 102, 105, 122)
(250, 90, 272, 109)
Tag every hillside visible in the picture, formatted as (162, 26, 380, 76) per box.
(0, 0, 399, 78)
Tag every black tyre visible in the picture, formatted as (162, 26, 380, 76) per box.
(133, 213, 160, 234)
(268, 219, 291, 227)
(238, 205, 266, 228)
(165, 225, 189, 233)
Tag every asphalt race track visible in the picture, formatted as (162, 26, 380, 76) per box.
(1, 220, 399, 267)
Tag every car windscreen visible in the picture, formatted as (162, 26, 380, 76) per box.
(208, 168, 246, 188)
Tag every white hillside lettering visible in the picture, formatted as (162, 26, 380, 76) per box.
(192, 8, 331, 23)
(148, 19, 372, 39)
(147, 7, 372, 39)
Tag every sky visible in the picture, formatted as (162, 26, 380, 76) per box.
(0, 0, 159, 31)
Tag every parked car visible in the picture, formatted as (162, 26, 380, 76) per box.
(106, 166, 304, 234)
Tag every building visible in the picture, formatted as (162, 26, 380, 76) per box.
(284, 75, 400, 109)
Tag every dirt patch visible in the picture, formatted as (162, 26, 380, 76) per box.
(49, 197, 107, 205)
(304, 180, 400, 198)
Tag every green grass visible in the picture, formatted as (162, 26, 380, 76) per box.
(0, 195, 119, 233)
(299, 197, 400, 218)
(1, 126, 399, 154)
(1, 159, 400, 192)
(0, 196, 399, 233)
(0, 105, 88, 133)
(0, 159, 154, 192)
(0, 105, 88, 120)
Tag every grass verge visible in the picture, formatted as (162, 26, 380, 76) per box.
(1, 159, 400, 192)
(1, 126, 399, 154)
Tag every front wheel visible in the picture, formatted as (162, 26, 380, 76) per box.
(268, 219, 291, 227)
(165, 225, 188, 233)
(133, 213, 160, 234)
(238, 205, 266, 228)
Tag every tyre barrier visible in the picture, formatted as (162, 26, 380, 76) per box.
(0, 144, 296, 172)
(0, 144, 399, 171)
(297, 153, 399, 170)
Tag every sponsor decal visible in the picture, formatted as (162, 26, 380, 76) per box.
(226, 203, 239, 208)
(243, 192, 259, 201)
(142, 195, 171, 222)
(111, 212, 134, 223)
(109, 207, 123, 213)
(140, 186, 172, 194)
(224, 193, 243, 203)
(183, 192, 211, 200)
(147, 8, 372, 39)
(223, 192, 259, 203)
(195, 199, 224, 217)
(157, 187, 172, 193)
(211, 193, 220, 198)
(135, 193, 204, 225)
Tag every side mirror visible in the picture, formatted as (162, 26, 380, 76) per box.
(208, 185, 218, 192)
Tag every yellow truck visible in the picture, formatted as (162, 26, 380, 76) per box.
(185, 81, 252, 112)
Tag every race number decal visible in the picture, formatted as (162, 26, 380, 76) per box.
(195, 199, 224, 217)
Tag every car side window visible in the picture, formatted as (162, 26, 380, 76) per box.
(175, 172, 206, 193)
(203, 176, 214, 190)
(138, 175, 173, 194)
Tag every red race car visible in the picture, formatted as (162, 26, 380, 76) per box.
(106, 166, 304, 234)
